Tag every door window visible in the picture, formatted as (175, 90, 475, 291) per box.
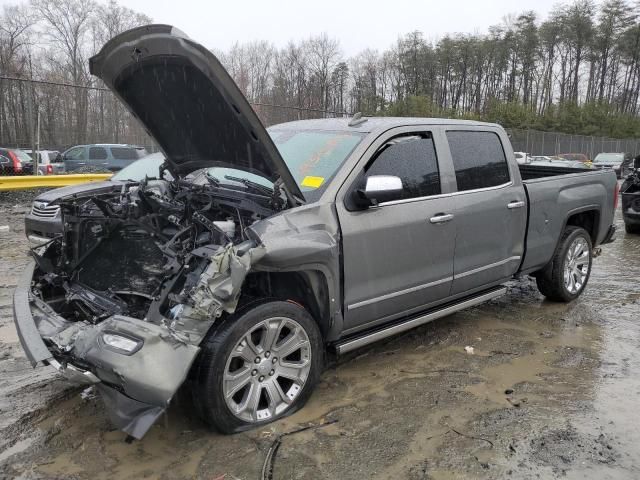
(65, 147, 86, 160)
(447, 131, 510, 191)
(364, 133, 440, 202)
(111, 147, 138, 160)
(89, 147, 108, 160)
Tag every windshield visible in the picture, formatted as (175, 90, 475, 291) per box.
(269, 128, 365, 200)
(13, 149, 33, 163)
(594, 153, 624, 164)
(111, 153, 169, 181)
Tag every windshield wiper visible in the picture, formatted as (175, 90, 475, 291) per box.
(204, 172, 221, 187)
(223, 175, 273, 196)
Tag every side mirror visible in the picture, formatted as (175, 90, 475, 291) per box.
(353, 175, 403, 208)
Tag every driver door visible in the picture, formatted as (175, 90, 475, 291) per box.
(336, 129, 456, 333)
(63, 146, 87, 172)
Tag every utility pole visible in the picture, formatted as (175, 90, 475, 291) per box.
(36, 109, 40, 174)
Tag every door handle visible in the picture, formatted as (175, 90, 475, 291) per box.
(430, 213, 454, 224)
(507, 201, 525, 209)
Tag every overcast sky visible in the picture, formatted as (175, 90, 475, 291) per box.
(105, 0, 562, 55)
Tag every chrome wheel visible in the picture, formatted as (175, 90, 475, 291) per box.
(223, 316, 312, 423)
(563, 236, 590, 294)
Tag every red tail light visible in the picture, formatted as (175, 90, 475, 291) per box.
(8, 151, 22, 172)
(46, 164, 53, 174)
(614, 181, 620, 210)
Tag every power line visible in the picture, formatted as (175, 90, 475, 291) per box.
(0, 75, 353, 116)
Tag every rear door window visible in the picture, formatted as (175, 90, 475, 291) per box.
(89, 147, 108, 160)
(111, 147, 138, 160)
(364, 133, 440, 202)
(446, 131, 510, 191)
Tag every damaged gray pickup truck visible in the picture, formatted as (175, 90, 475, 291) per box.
(13, 25, 618, 439)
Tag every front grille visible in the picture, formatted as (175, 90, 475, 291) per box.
(31, 202, 60, 218)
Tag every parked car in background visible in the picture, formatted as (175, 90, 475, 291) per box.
(558, 153, 590, 164)
(621, 155, 640, 234)
(0, 147, 34, 175)
(23, 149, 64, 175)
(62, 144, 148, 172)
(514, 151, 530, 165)
(593, 152, 633, 178)
(24, 152, 166, 244)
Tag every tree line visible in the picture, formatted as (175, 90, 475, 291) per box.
(2, 0, 640, 152)
(221, 0, 640, 138)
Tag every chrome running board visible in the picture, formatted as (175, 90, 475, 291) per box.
(335, 287, 507, 354)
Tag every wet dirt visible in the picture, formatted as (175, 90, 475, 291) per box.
(1, 192, 639, 479)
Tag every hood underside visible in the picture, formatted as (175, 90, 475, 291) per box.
(89, 24, 303, 200)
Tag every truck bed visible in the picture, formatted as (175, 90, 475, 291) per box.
(518, 166, 617, 274)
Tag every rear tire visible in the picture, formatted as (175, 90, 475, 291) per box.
(625, 223, 640, 234)
(191, 300, 323, 434)
(535, 226, 593, 302)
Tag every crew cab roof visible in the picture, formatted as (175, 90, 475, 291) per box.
(270, 117, 503, 134)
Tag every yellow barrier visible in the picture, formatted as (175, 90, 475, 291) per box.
(0, 174, 113, 191)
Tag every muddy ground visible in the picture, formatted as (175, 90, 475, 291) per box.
(0, 190, 638, 480)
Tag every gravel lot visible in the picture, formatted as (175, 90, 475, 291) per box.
(0, 189, 639, 480)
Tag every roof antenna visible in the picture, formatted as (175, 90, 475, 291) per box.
(348, 112, 368, 127)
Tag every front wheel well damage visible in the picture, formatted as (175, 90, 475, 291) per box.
(234, 270, 331, 339)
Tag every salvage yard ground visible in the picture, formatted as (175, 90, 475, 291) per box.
(0, 189, 639, 480)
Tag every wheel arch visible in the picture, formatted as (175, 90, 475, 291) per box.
(238, 269, 337, 341)
(564, 207, 600, 244)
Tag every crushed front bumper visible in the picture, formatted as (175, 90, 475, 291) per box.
(12, 261, 200, 439)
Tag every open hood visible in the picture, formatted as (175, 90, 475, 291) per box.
(89, 24, 303, 200)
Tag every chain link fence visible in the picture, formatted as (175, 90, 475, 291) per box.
(2, 76, 640, 177)
(507, 128, 640, 159)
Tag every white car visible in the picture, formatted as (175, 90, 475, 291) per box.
(23, 149, 64, 175)
(514, 151, 530, 165)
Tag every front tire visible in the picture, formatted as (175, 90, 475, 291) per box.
(191, 301, 323, 434)
(535, 226, 593, 302)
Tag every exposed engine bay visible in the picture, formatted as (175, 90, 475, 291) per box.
(30, 173, 282, 352)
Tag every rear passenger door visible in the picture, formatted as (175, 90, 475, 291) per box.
(88, 146, 109, 170)
(446, 129, 527, 295)
(337, 129, 456, 333)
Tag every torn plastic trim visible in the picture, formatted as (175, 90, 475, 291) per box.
(97, 384, 165, 440)
(48, 358, 100, 385)
(12, 261, 54, 367)
(171, 241, 266, 341)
